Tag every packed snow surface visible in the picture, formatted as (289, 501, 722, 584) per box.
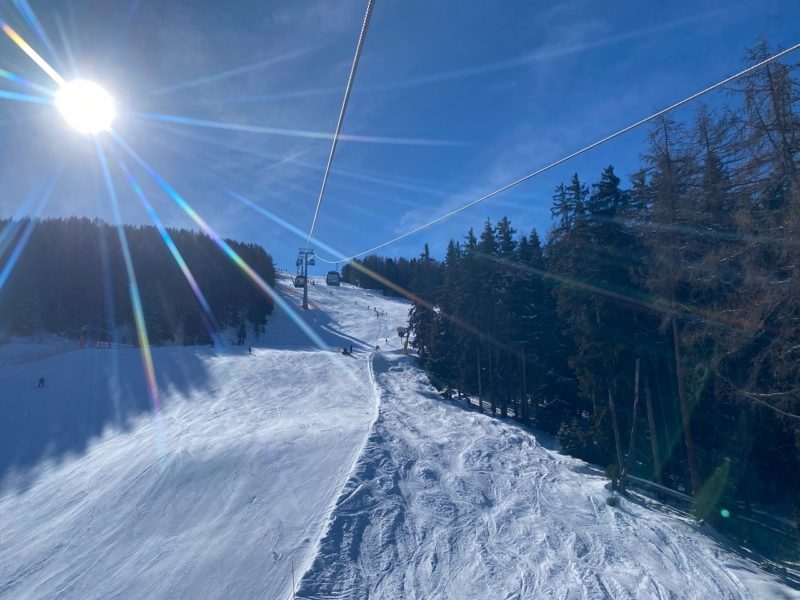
(0, 274, 796, 599)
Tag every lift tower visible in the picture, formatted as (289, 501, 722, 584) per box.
(296, 248, 315, 309)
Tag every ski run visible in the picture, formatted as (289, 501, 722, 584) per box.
(0, 274, 796, 599)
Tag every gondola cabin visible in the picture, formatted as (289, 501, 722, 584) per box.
(326, 271, 341, 286)
(293, 275, 307, 288)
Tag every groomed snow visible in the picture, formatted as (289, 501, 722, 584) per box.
(0, 274, 796, 599)
(0, 275, 407, 599)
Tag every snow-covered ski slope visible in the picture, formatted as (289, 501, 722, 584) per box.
(0, 275, 407, 599)
(1, 274, 796, 599)
(298, 352, 798, 599)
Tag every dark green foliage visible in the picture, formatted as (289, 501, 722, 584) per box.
(342, 45, 800, 557)
(0, 217, 275, 345)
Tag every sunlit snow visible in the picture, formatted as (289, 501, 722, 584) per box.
(0, 275, 794, 599)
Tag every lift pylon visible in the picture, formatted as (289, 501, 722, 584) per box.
(296, 248, 315, 309)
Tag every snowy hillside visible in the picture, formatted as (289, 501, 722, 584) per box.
(0, 274, 796, 599)
(299, 351, 798, 599)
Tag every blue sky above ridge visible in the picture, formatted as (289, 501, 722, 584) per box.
(0, 0, 798, 269)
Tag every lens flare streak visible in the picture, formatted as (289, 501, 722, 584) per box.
(116, 0, 142, 44)
(0, 89, 50, 104)
(0, 218, 37, 291)
(0, 21, 65, 86)
(111, 131, 332, 352)
(95, 140, 161, 414)
(116, 158, 220, 335)
(130, 111, 461, 147)
(224, 188, 506, 352)
(0, 168, 60, 291)
(53, 11, 78, 75)
(0, 67, 55, 95)
(12, 0, 64, 72)
(94, 205, 123, 427)
(146, 45, 320, 97)
(225, 188, 345, 261)
(187, 12, 723, 109)
(0, 188, 40, 258)
(151, 121, 450, 199)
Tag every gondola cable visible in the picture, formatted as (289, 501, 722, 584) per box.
(305, 0, 376, 250)
(316, 42, 800, 264)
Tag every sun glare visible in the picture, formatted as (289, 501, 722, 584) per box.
(55, 80, 115, 134)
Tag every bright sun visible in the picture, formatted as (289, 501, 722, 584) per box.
(55, 80, 116, 134)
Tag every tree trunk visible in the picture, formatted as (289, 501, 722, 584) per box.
(488, 342, 495, 415)
(653, 360, 675, 482)
(643, 372, 663, 485)
(476, 345, 482, 413)
(502, 350, 512, 418)
(521, 345, 528, 422)
(607, 385, 625, 477)
(623, 358, 641, 485)
(672, 317, 700, 497)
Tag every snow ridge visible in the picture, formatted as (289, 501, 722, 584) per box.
(295, 350, 384, 587)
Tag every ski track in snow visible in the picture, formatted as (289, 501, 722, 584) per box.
(297, 355, 798, 599)
(0, 274, 796, 599)
(0, 275, 409, 600)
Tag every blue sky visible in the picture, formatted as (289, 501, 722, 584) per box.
(0, 0, 798, 271)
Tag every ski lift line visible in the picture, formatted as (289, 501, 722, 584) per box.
(305, 0, 376, 250)
(316, 42, 800, 264)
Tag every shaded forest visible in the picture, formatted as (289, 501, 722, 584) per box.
(0, 217, 275, 345)
(343, 44, 800, 557)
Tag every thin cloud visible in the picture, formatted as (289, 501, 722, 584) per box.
(146, 44, 324, 97)
(194, 9, 726, 108)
